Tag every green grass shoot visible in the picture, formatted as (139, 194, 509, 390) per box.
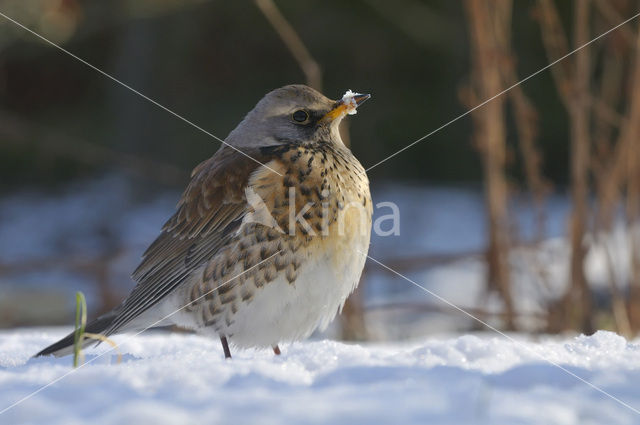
(72, 291, 87, 368)
(71, 291, 122, 367)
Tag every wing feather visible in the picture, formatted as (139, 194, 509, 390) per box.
(104, 147, 270, 335)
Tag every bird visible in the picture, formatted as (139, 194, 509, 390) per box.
(36, 84, 373, 359)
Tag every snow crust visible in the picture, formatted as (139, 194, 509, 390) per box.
(2, 329, 640, 424)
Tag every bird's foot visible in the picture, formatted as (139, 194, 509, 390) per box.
(220, 336, 232, 359)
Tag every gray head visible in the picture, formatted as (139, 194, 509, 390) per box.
(225, 85, 370, 149)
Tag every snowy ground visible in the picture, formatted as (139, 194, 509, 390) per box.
(1, 329, 640, 424)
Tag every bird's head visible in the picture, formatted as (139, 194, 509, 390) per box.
(226, 84, 370, 148)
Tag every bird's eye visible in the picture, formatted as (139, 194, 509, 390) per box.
(292, 109, 309, 123)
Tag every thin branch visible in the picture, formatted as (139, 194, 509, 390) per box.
(593, 0, 636, 45)
(254, 0, 322, 91)
(536, 0, 574, 107)
(465, 0, 516, 330)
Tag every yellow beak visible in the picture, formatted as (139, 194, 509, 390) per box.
(321, 93, 371, 123)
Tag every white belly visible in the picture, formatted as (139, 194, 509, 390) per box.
(222, 240, 368, 348)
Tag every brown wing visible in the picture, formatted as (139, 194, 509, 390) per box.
(105, 146, 270, 335)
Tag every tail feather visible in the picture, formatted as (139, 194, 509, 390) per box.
(35, 312, 117, 358)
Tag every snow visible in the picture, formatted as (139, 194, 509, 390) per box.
(341, 90, 362, 115)
(1, 329, 640, 424)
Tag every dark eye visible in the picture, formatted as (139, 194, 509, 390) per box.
(292, 109, 309, 123)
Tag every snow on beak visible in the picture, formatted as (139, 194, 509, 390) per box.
(321, 90, 371, 122)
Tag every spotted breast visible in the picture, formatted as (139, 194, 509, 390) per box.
(139, 141, 372, 348)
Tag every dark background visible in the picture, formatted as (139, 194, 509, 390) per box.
(0, 0, 569, 191)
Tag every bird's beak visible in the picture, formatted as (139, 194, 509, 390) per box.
(348, 93, 372, 108)
(321, 92, 371, 123)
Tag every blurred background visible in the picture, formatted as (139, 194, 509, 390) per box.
(1, 0, 639, 340)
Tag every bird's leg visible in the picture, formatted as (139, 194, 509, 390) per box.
(272, 345, 281, 356)
(220, 336, 232, 359)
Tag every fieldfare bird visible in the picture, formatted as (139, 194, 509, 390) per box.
(37, 85, 372, 359)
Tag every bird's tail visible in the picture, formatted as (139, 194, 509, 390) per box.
(34, 311, 118, 358)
